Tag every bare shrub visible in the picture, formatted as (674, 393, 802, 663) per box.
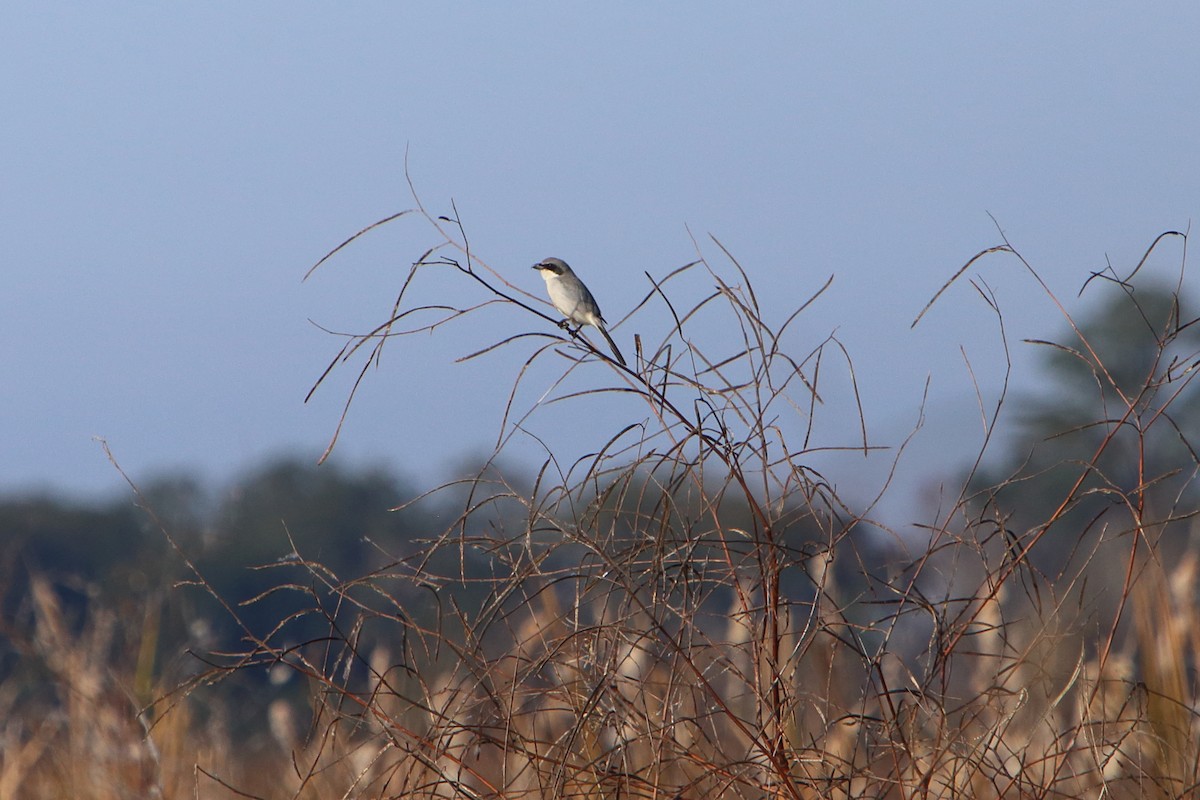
(137, 201, 1200, 798)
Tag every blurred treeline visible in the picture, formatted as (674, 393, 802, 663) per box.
(0, 452, 874, 691)
(0, 458, 456, 735)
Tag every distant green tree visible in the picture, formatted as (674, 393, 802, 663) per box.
(974, 281, 1200, 575)
(0, 491, 165, 612)
(179, 457, 433, 652)
(0, 484, 185, 689)
(0, 457, 441, 679)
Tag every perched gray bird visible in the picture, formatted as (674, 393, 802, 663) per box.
(532, 257, 626, 366)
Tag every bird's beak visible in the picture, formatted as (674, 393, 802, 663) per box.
(531, 264, 541, 271)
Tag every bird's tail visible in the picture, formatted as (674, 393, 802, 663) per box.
(597, 325, 627, 366)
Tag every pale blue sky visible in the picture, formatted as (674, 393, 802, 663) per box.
(4, 6, 1198, 525)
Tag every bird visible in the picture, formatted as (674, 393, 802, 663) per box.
(532, 257, 627, 366)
